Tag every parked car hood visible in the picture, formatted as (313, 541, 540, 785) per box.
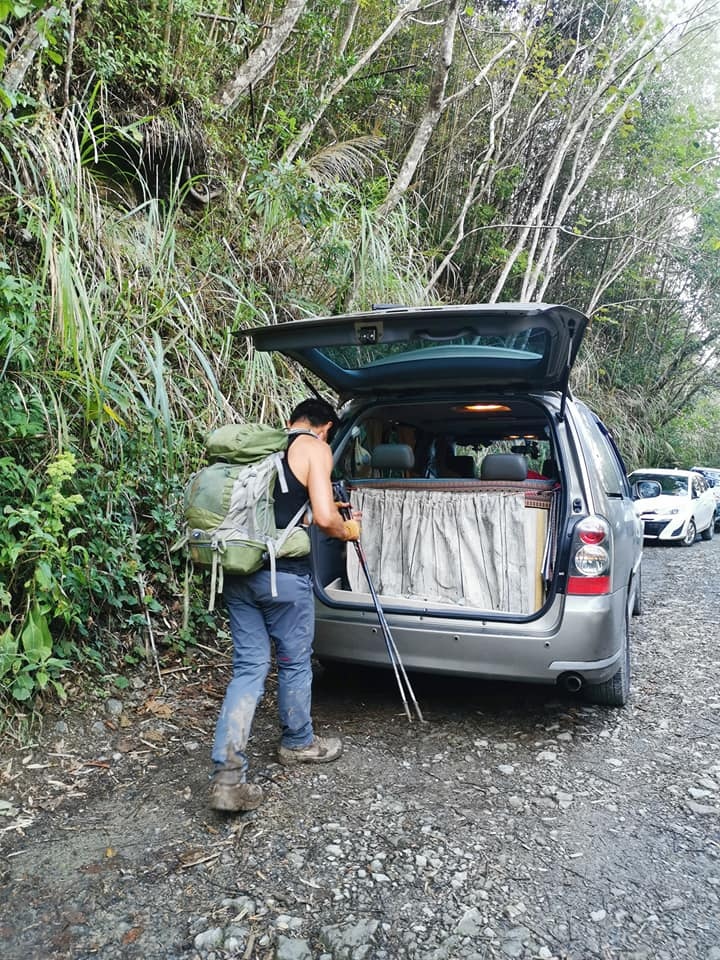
(244, 303, 588, 398)
(636, 494, 689, 514)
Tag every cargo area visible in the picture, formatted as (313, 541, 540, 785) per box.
(320, 399, 563, 616)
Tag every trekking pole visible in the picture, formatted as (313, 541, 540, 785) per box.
(357, 537, 425, 724)
(334, 484, 425, 723)
(349, 528, 414, 722)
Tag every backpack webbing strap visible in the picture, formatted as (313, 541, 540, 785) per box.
(273, 451, 288, 494)
(209, 543, 221, 612)
(183, 553, 192, 629)
(264, 435, 315, 596)
(265, 497, 310, 596)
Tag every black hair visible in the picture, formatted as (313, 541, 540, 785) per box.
(289, 397, 338, 428)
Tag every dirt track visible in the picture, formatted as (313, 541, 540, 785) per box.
(2, 538, 720, 960)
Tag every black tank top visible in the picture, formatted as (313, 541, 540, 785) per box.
(274, 433, 310, 527)
(270, 432, 312, 576)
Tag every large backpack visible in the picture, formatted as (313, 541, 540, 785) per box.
(181, 423, 314, 608)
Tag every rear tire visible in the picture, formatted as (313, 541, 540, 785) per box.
(631, 566, 642, 617)
(583, 613, 630, 707)
(701, 520, 714, 541)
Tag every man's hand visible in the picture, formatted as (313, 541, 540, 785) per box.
(335, 501, 362, 540)
(335, 501, 362, 518)
(342, 519, 361, 541)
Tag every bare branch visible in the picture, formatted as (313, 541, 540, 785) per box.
(282, 0, 422, 164)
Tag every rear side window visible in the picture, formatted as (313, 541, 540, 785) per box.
(573, 405, 629, 497)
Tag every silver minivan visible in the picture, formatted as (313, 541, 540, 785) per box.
(247, 303, 644, 706)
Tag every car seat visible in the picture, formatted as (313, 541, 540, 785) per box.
(370, 443, 415, 477)
(480, 453, 528, 481)
(446, 455, 476, 478)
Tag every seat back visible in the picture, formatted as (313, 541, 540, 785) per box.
(480, 453, 528, 481)
(447, 454, 476, 478)
(370, 443, 415, 475)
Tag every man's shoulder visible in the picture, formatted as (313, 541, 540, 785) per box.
(299, 437, 331, 470)
(289, 432, 329, 457)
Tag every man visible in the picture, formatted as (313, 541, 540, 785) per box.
(209, 398, 360, 813)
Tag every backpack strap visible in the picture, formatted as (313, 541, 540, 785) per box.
(272, 451, 288, 494)
(262, 427, 321, 595)
(286, 427, 321, 440)
(265, 498, 311, 597)
(207, 536, 227, 612)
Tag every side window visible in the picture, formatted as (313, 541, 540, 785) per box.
(573, 405, 629, 497)
(692, 476, 704, 498)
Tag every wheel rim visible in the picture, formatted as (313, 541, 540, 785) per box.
(684, 521, 696, 545)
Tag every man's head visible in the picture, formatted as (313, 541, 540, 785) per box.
(288, 398, 338, 442)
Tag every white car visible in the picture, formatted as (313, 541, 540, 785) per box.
(691, 467, 720, 531)
(629, 468, 715, 546)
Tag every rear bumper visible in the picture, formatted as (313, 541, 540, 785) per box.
(312, 592, 626, 686)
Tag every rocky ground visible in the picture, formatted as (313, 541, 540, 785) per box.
(1, 538, 720, 960)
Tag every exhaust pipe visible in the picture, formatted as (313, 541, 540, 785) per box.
(559, 672, 584, 693)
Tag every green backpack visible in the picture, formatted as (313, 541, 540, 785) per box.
(182, 423, 313, 608)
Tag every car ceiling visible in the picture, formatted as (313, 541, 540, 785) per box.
(350, 398, 551, 445)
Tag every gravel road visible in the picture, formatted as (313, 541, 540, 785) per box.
(1, 537, 719, 960)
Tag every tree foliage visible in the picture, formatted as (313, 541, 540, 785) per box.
(1, 0, 720, 705)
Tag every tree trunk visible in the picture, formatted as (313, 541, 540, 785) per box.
(377, 0, 461, 219)
(282, 0, 422, 164)
(2, 5, 62, 99)
(489, 26, 654, 302)
(215, 0, 310, 115)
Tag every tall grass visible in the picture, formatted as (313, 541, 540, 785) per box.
(345, 202, 437, 311)
(2, 105, 304, 468)
(1, 93, 440, 704)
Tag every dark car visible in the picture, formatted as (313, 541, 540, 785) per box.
(246, 303, 644, 706)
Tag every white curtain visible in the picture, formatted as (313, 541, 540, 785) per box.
(347, 487, 547, 614)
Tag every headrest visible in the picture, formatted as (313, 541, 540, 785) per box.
(542, 458, 558, 479)
(370, 444, 415, 470)
(480, 453, 528, 481)
(447, 455, 476, 478)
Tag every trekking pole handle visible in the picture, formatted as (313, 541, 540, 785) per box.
(332, 480, 350, 506)
(332, 480, 354, 521)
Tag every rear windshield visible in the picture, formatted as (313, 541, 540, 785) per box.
(632, 473, 688, 495)
(322, 329, 549, 372)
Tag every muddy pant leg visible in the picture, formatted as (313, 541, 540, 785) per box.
(258, 571, 315, 749)
(211, 574, 271, 776)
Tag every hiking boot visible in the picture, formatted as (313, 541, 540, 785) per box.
(209, 774, 263, 813)
(278, 735, 343, 766)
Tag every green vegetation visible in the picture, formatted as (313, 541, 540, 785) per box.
(2, 0, 719, 711)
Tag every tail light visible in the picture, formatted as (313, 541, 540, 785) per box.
(567, 516, 612, 595)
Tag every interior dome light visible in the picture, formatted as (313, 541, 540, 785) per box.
(458, 403, 511, 413)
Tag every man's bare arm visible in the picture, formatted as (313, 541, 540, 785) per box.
(304, 442, 356, 539)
